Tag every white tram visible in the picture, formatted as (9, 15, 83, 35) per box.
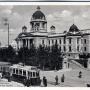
(0, 61, 10, 78)
(10, 63, 40, 85)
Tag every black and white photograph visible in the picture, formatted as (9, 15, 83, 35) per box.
(0, 2, 90, 87)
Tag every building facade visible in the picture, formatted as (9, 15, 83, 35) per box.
(15, 6, 90, 59)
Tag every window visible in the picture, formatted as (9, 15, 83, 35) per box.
(36, 72, 39, 77)
(3, 67, 6, 71)
(28, 71, 30, 76)
(30, 72, 32, 77)
(23, 70, 26, 76)
(13, 69, 15, 73)
(84, 39, 86, 44)
(49, 40, 50, 45)
(64, 46, 66, 51)
(69, 46, 71, 52)
(59, 39, 61, 44)
(69, 38, 71, 44)
(33, 72, 35, 77)
(19, 69, 22, 75)
(59, 46, 61, 51)
(16, 69, 18, 74)
(77, 46, 79, 51)
(84, 47, 87, 51)
(1, 67, 2, 71)
(42, 40, 44, 45)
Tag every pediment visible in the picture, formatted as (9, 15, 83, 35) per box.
(21, 34, 26, 37)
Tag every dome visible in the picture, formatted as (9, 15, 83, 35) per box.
(69, 24, 79, 32)
(32, 6, 46, 20)
(22, 26, 27, 29)
(50, 25, 55, 29)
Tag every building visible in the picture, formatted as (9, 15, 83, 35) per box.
(15, 6, 90, 59)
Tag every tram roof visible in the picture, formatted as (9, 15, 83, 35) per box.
(10, 64, 38, 71)
(0, 61, 10, 65)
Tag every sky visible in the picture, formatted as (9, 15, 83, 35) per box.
(0, 5, 90, 45)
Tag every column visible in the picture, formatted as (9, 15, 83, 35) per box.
(27, 39, 28, 48)
(25, 39, 27, 47)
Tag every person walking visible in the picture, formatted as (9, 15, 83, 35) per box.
(79, 71, 82, 78)
(44, 77, 47, 87)
(55, 75, 58, 85)
(43, 76, 45, 87)
(61, 74, 65, 83)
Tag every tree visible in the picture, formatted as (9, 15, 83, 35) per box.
(50, 43, 63, 70)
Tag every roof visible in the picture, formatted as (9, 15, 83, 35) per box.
(32, 6, 46, 20)
(22, 26, 27, 29)
(0, 61, 10, 65)
(50, 25, 55, 29)
(17, 32, 34, 38)
(69, 24, 79, 32)
(66, 32, 82, 36)
(10, 64, 37, 71)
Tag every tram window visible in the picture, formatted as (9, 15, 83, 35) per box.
(3, 67, 6, 71)
(16, 69, 18, 74)
(1, 67, 2, 71)
(30, 72, 32, 77)
(19, 69, 22, 75)
(28, 71, 30, 76)
(36, 72, 39, 77)
(33, 72, 35, 77)
(23, 70, 26, 76)
(13, 69, 15, 73)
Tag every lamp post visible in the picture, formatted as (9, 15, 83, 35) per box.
(7, 23, 9, 47)
(2, 18, 10, 47)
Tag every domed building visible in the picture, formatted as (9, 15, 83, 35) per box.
(15, 6, 90, 59)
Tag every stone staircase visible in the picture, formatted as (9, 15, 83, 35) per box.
(69, 60, 85, 69)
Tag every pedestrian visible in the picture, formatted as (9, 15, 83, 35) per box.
(61, 74, 65, 83)
(44, 77, 47, 87)
(43, 76, 45, 86)
(55, 75, 58, 85)
(78, 71, 82, 78)
(23, 79, 27, 86)
(0, 72, 2, 81)
(86, 83, 90, 87)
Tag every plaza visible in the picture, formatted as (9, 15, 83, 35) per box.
(0, 63, 90, 87)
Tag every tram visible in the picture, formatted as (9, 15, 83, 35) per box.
(0, 61, 11, 78)
(10, 63, 40, 85)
